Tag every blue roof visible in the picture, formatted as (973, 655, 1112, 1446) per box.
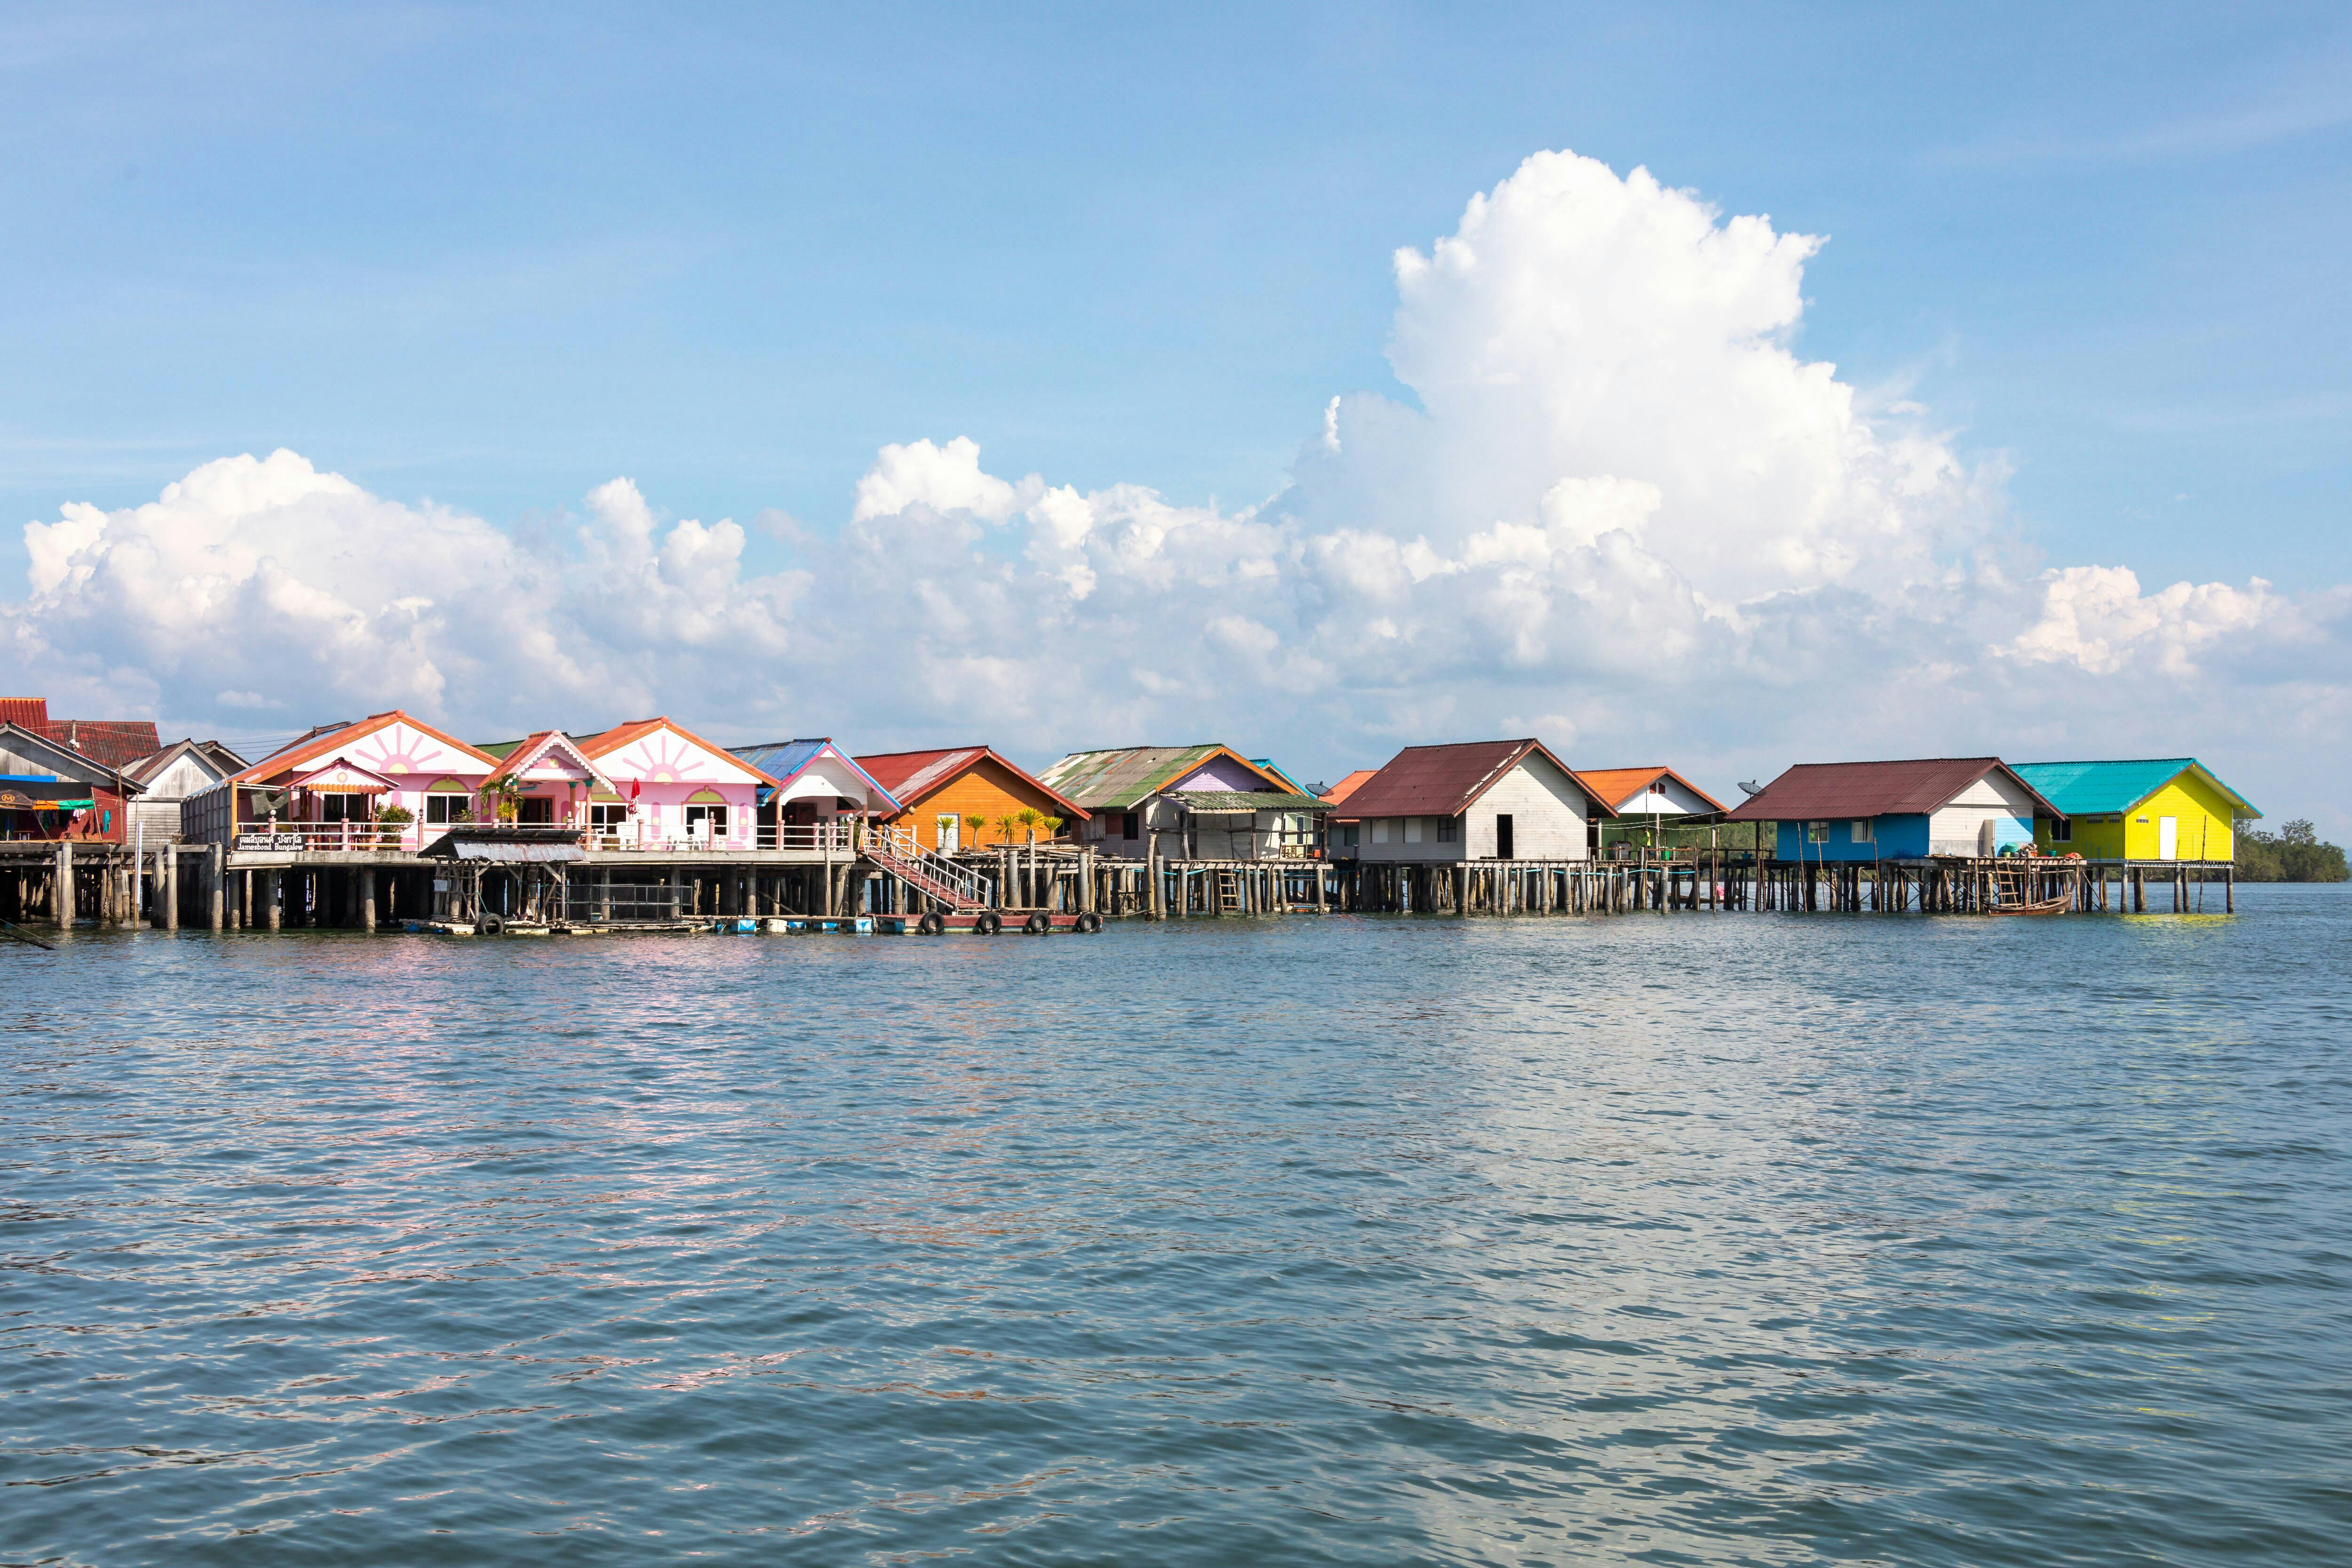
(2010, 759, 2260, 819)
(728, 739, 902, 813)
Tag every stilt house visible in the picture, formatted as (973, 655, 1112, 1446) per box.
(2010, 759, 2257, 863)
(0, 721, 143, 842)
(854, 746, 1089, 853)
(1724, 758, 2059, 861)
(123, 739, 246, 844)
(209, 710, 503, 852)
(1039, 744, 1327, 861)
(1332, 739, 1616, 862)
(727, 738, 902, 846)
(572, 719, 788, 852)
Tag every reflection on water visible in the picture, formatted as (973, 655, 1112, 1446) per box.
(4, 888, 2348, 1564)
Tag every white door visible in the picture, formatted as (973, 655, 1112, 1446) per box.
(937, 814, 959, 853)
(2158, 816, 2177, 859)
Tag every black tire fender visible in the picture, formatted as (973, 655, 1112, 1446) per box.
(478, 912, 506, 936)
(918, 911, 946, 935)
(1075, 911, 1103, 934)
(975, 911, 1001, 936)
(1024, 911, 1052, 935)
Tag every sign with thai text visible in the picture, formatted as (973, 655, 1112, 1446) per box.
(235, 833, 308, 851)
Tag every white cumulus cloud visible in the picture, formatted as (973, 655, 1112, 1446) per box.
(5, 149, 2340, 818)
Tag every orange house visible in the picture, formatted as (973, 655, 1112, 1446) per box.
(856, 747, 1091, 854)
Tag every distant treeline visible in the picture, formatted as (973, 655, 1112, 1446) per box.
(2236, 821, 2350, 882)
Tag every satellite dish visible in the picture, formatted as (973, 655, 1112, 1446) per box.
(1737, 780, 1764, 797)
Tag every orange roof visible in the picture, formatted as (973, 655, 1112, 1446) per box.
(1320, 768, 1377, 806)
(1576, 766, 1729, 816)
(234, 710, 501, 785)
(855, 746, 1089, 820)
(572, 716, 785, 789)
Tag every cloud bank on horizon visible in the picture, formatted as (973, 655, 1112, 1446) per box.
(6, 151, 2337, 807)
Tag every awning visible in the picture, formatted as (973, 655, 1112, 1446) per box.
(1171, 790, 1329, 812)
(288, 759, 399, 794)
(0, 786, 91, 810)
(420, 825, 588, 863)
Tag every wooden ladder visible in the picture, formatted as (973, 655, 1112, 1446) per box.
(1216, 870, 1244, 912)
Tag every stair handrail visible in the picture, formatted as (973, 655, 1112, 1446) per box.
(870, 823, 991, 908)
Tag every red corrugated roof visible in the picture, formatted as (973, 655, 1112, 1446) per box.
(1319, 768, 1377, 806)
(40, 718, 162, 769)
(855, 746, 1090, 819)
(234, 710, 503, 784)
(1339, 739, 1615, 820)
(1723, 758, 2059, 820)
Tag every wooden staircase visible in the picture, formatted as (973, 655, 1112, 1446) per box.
(864, 825, 991, 913)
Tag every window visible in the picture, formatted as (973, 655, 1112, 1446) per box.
(1404, 816, 1423, 844)
(684, 804, 728, 840)
(590, 803, 628, 830)
(425, 794, 472, 824)
(1851, 819, 1873, 844)
(1807, 821, 1829, 844)
(1436, 816, 1458, 842)
(1122, 812, 1139, 840)
(2050, 817, 2072, 843)
(517, 797, 554, 825)
(1342, 823, 1359, 847)
(1371, 818, 1390, 844)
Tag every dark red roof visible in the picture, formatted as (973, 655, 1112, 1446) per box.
(1724, 759, 2058, 821)
(1338, 739, 1615, 820)
(40, 718, 162, 769)
(853, 745, 1089, 820)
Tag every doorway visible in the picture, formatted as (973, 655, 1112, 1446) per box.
(2158, 816, 2177, 859)
(1495, 814, 1514, 860)
(936, 813, 960, 852)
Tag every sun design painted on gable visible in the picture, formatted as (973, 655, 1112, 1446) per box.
(351, 722, 477, 778)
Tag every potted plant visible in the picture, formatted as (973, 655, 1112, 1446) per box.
(1017, 808, 1041, 845)
(963, 812, 987, 852)
(375, 802, 413, 848)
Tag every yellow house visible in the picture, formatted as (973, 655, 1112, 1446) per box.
(2011, 759, 2258, 862)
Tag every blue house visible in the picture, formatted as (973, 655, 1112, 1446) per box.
(1724, 757, 2060, 862)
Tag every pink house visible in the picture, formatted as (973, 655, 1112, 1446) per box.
(572, 716, 782, 851)
(225, 709, 503, 848)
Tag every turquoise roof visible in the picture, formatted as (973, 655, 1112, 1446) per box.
(2010, 759, 2260, 819)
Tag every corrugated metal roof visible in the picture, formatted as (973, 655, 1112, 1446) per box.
(235, 711, 502, 785)
(1724, 759, 2058, 821)
(41, 718, 162, 769)
(1037, 744, 1279, 809)
(1319, 768, 1377, 806)
(1576, 766, 1729, 816)
(420, 826, 587, 862)
(854, 746, 1090, 819)
(1170, 790, 1328, 811)
(1340, 739, 1612, 819)
(2011, 759, 2260, 819)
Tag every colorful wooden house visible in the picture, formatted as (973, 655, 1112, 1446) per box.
(225, 710, 503, 848)
(1579, 765, 1729, 854)
(1724, 758, 2059, 861)
(2010, 759, 2257, 862)
(1333, 739, 1615, 862)
(854, 746, 1089, 853)
(476, 731, 617, 835)
(0, 720, 142, 842)
(572, 718, 786, 851)
(728, 739, 902, 845)
(1041, 744, 1327, 861)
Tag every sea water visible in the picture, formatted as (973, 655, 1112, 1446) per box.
(4, 887, 2348, 1564)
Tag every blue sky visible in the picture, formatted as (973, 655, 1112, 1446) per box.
(8, 3, 2345, 582)
(4, 4, 2348, 820)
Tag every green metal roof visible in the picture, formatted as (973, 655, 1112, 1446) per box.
(474, 739, 524, 760)
(2010, 759, 2261, 819)
(1037, 744, 1229, 809)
